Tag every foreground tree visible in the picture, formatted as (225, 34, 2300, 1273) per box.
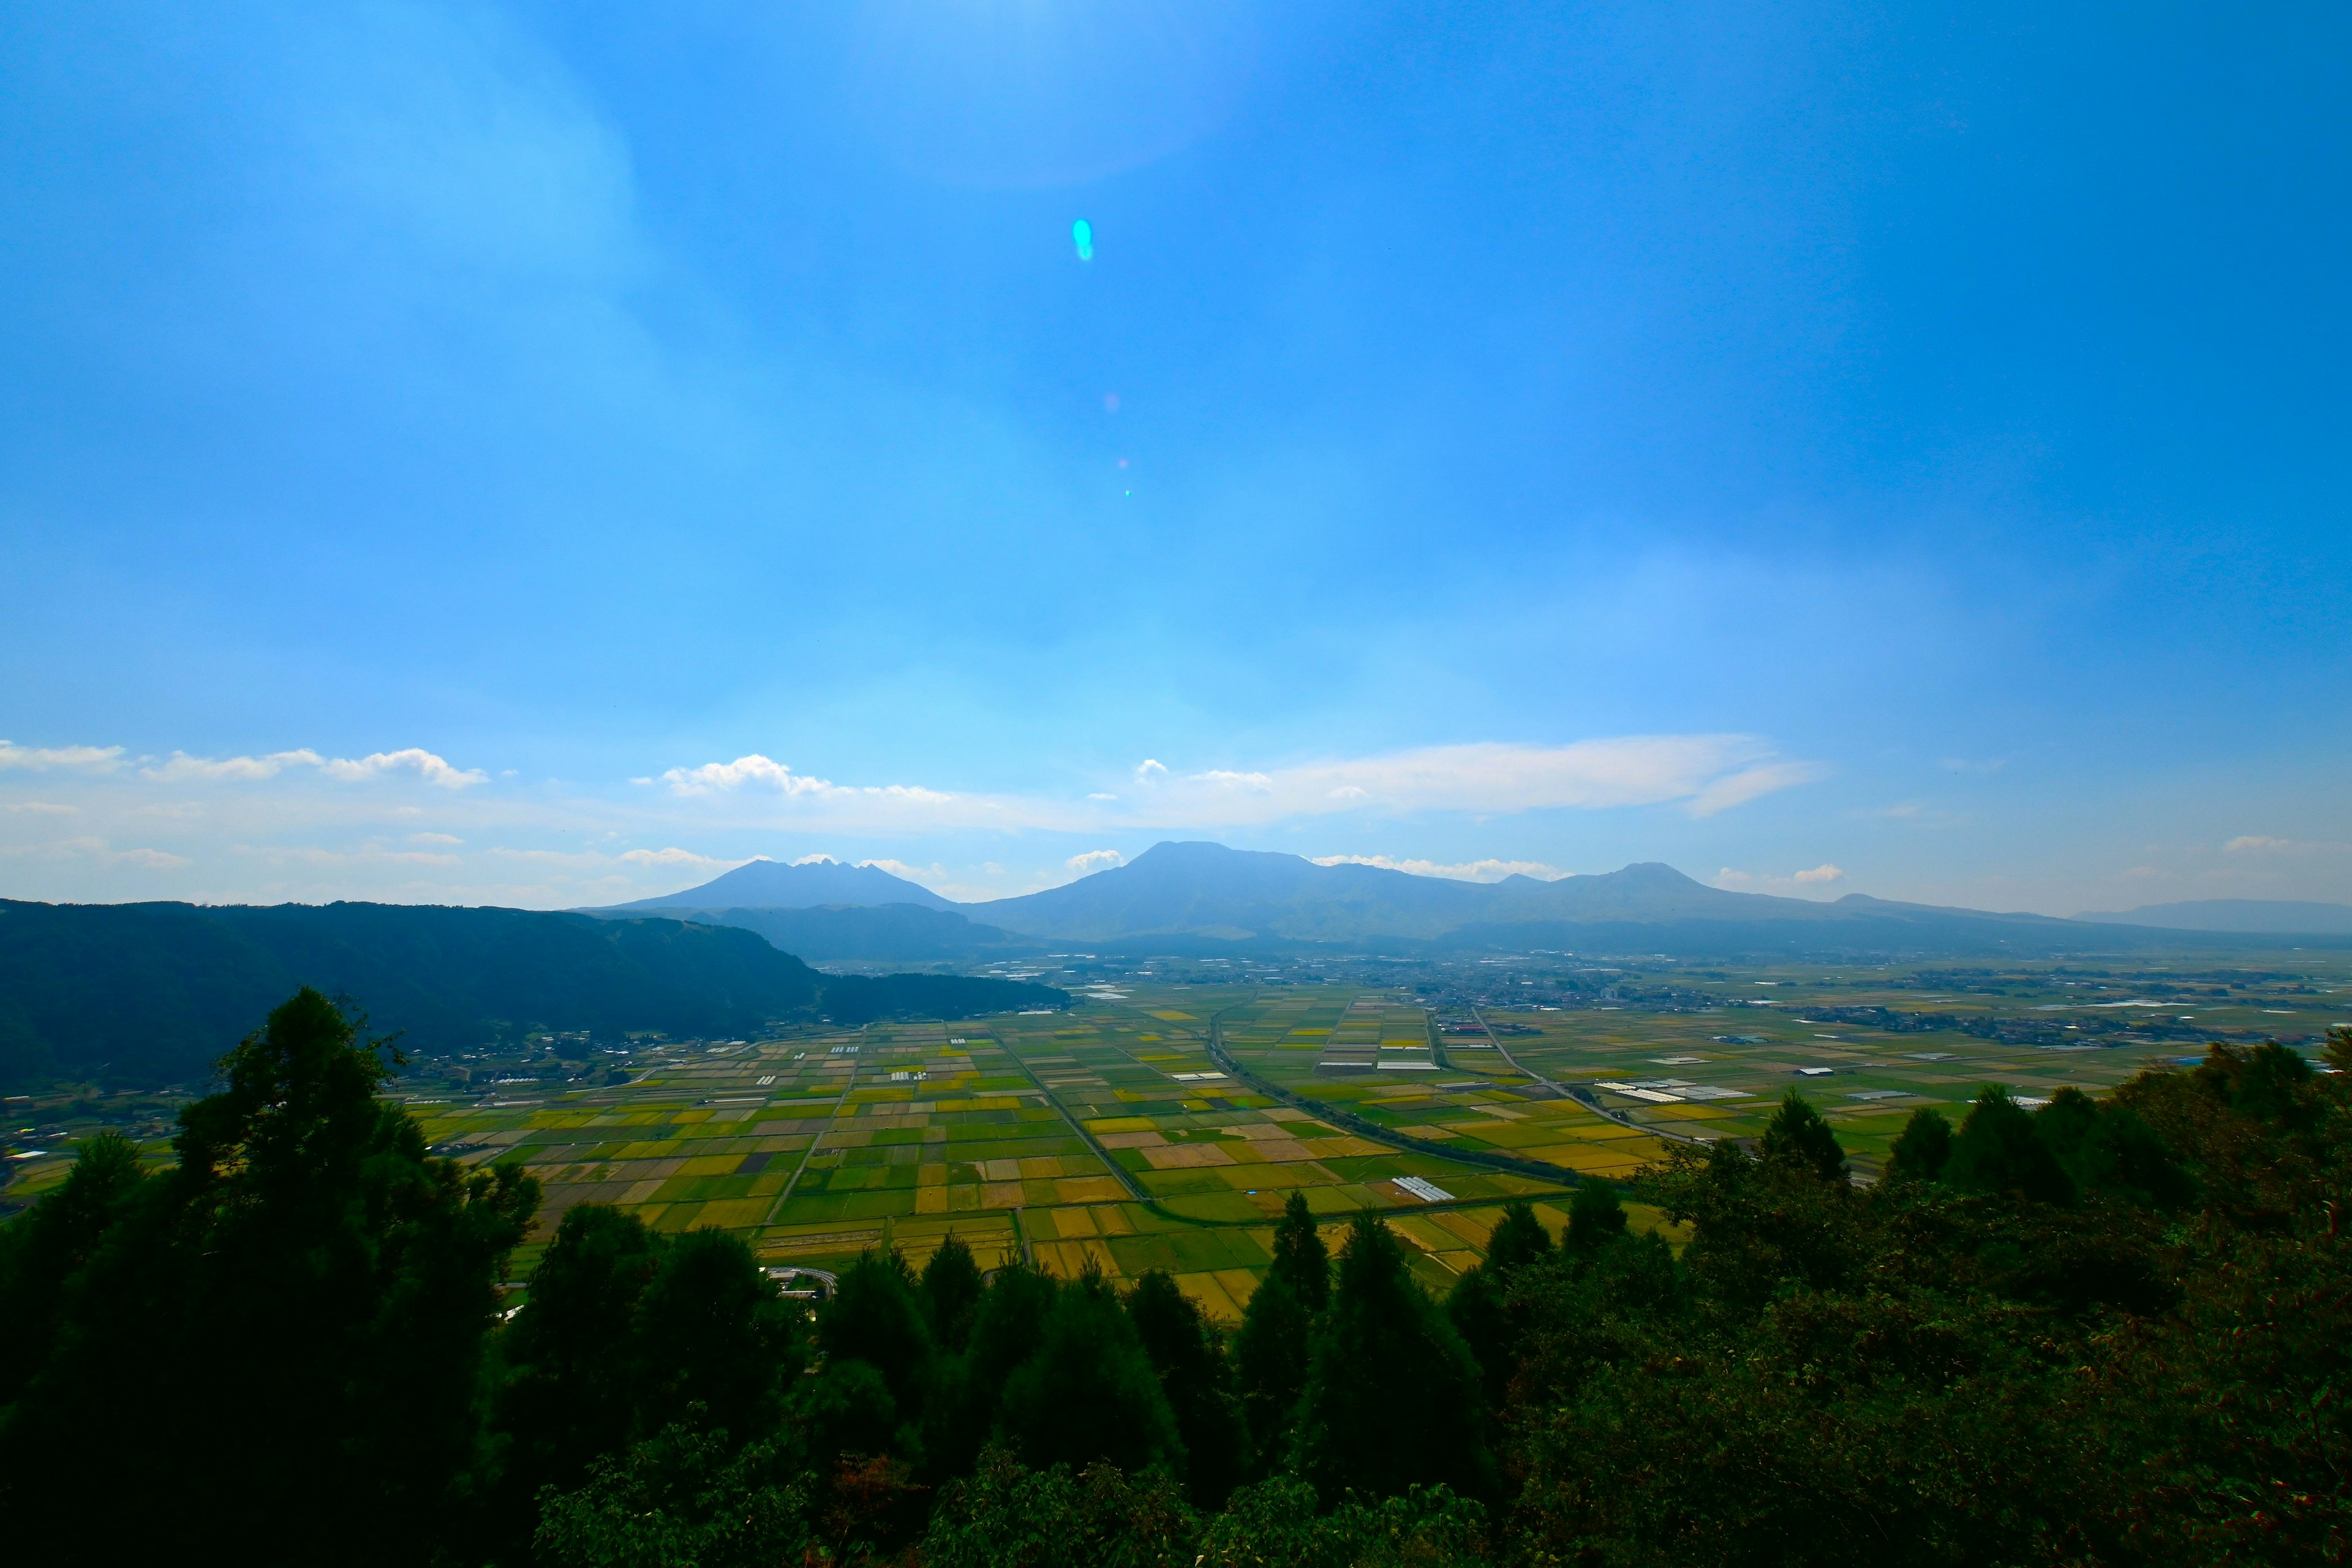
(998, 1261, 1183, 1476)
(1234, 1268, 1315, 1468)
(1945, 1087, 2076, 1204)
(1294, 1214, 1492, 1501)
(1885, 1106, 1954, 1182)
(923, 1449, 1194, 1568)
(1759, 1088, 1849, 1184)
(533, 1420, 810, 1568)
(1128, 1268, 1250, 1506)
(1565, 1177, 1627, 1253)
(0, 988, 538, 1565)
(484, 1208, 801, 1558)
(923, 1232, 988, 1352)
(1268, 1190, 1332, 1310)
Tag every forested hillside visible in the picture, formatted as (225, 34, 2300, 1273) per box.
(612, 902, 1040, 963)
(2, 989, 2344, 1565)
(0, 902, 1063, 1089)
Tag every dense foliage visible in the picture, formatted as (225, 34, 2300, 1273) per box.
(0, 900, 1065, 1088)
(3, 989, 2346, 1566)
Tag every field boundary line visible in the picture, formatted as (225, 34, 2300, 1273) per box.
(1468, 1002, 1710, 1146)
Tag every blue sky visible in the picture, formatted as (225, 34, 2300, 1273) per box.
(2, 1, 2346, 914)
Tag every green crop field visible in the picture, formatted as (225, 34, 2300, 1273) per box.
(12, 952, 2345, 1321)
(382, 984, 1611, 1313)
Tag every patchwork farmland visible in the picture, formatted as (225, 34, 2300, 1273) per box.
(19, 954, 2338, 1324)
(396, 986, 1630, 1314)
(364, 960, 2352, 1314)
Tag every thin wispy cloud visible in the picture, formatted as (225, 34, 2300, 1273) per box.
(617, 846, 734, 869)
(0, 741, 126, 772)
(1128, 738, 1825, 826)
(2220, 835, 2347, 858)
(0, 835, 191, 871)
(1714, 864, 1845, 895)
(658, 755, 952, 806)
(143, 747, 486, 788)
(862, 858, 952, 885)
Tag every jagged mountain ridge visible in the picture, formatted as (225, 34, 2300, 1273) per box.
(968, 841, 2071, 943)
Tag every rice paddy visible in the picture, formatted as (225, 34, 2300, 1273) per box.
(12, 952, 2343, 1321)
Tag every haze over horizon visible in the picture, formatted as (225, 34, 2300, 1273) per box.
(4, 3, 2346, 916)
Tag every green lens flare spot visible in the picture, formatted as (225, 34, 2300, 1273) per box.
(1072, 219, 1094, 262)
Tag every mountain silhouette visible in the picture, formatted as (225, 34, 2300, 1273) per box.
(601, 857, 956, 913)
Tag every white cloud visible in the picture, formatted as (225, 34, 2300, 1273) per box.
(1134, 759, 1169, 782)
(1, 801, 77, 814)
(1067, 848, 1126, 875)
(861, 858, 949, 888)
(0, 740, 124, 772)
(662, 754, 830, 795)
(1714, 863, 1847, 897)
(141, 745, 484, 787)
(1311, 854, 1564, 883)
(317, 748, 487, 788)
(2224, 835, 2293, 853)
(145, 749, 325, 782)
(618, 846, 733, 869)
(409, 832, 464, 845)
(657, 753, 952, 807)
(791, 853, 838, 865)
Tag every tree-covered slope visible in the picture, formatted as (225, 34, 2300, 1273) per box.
(593, 902, 1040, 963)
(0, 901, 1062, 1090)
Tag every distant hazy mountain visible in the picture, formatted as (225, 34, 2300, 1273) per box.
(0, 900, 1062, 1090)
(2072, 899, 2352, 935)
(600, 857, 957, 913)
(969, 841, 2327, 956)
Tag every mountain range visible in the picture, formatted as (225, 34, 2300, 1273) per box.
(2071, 899, 2352, 936)
(601, 841, 2352, 958)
